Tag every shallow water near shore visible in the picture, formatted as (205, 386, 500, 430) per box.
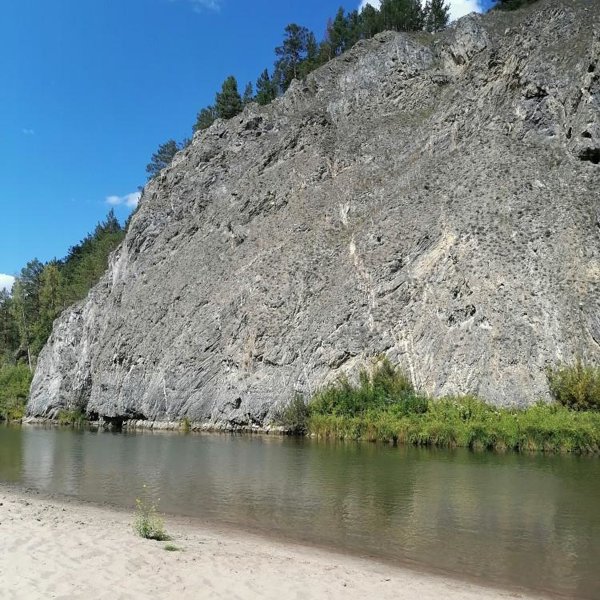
(1, 425, 598, 599)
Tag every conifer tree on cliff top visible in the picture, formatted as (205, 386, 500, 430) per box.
(255, 69, 277, 106)
(146, 139, 180, 180)
(424, 0, 450, 32)
(215, 76, 243, 120)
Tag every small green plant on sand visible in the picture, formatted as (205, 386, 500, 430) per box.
(164, 544, 182, 552)
(134, 486, 169, 541)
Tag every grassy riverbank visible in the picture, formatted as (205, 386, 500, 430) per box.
(308, 401, 600, 453)
(280, 359, 600, 454)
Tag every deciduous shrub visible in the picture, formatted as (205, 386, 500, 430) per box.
(310, 357, 426, 417)
(0, 364, 32, 421)
(274, 393, 310, 434)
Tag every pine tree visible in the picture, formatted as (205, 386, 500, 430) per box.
(346, 10, 362, 47)
(298, 31, 321, 79)
(379, 0, 424, 32)
(193, 106, 217, 132)
(242, 82, 254, 105)
(146, 140, 180, 180)
(328, 8, 350, 57)
(360, 4, 383, 38)
(424, 0, 450, 32)
(215, 76, 243, 120)
(274, 24, 317, 92)
(255, 69, 277, 106)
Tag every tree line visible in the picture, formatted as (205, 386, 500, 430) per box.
(0, 211, 125, 370)
(146, 0, 452, 178)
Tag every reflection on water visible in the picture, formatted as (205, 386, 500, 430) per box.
(0, 425, 598, 599)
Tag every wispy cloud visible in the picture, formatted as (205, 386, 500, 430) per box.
(446, 0, 485, 20)
(0, 274, 15, 293)
(22, 128, 35, 136)
(170, 0, 222, 13)
(106, 192, 141, 209)
(359, 0, 485, 20)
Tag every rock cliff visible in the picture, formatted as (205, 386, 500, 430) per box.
(29, 0, 600, 426)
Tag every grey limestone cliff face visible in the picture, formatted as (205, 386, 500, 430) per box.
(29, 0, 600, 426)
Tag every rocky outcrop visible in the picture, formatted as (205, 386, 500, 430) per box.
(29, 0, 600, 426)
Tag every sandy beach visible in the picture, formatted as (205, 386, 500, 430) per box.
(0, 486, 546, 600)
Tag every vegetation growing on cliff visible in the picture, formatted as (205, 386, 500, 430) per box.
(148, 0, 452, 178)
(277, 358, 600, 454)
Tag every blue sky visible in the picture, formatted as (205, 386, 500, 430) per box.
(0, 0, 493, 289)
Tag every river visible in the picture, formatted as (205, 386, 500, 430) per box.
(0, 425, 598, 599)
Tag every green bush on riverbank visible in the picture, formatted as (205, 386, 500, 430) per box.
(0, 364, 32, 421)
(547, 361, 600, 411)
(281, 359, 600, 454)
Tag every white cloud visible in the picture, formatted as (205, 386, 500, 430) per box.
(446, 0, 483, 20)
(22, 128, 35, 136)
(359, 0, 381, 9)
(170, 0, 222, 13)
(190, 0, 221, 10)
(359, 0, 484, 21)
(106, 191, 141, 209)
(0, 274, 15, 293)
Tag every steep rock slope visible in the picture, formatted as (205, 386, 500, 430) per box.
(29, 0, 600, 425)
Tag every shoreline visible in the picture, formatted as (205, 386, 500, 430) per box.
(0, 483, 550, 600)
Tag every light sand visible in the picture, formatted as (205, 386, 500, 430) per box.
(0, 486, 545, 600)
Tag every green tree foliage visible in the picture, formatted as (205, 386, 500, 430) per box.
(183, 0, 454, 146)
(423, 0, 450, 32)
(146, 139, 180, 180)
(0, 290, 18, 364)
(193, 106, 217, 132)
(274, 24, 319, 92)
(36, 262, 65, 352)
(379, 0, 424, 32)
(60, 210, 124, 306)
(215, 76, 243, 120)
(0, 363, 32, 420)
(0, 211, 125, 376)
(242, 82, 254, 105)
(10, 259, 43, 369)
(326, 7, 362, 58)
(255, 69, 277, 106)
(360, 4, 384, 38)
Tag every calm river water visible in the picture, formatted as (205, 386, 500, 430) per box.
(0, 425, 598, 598)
